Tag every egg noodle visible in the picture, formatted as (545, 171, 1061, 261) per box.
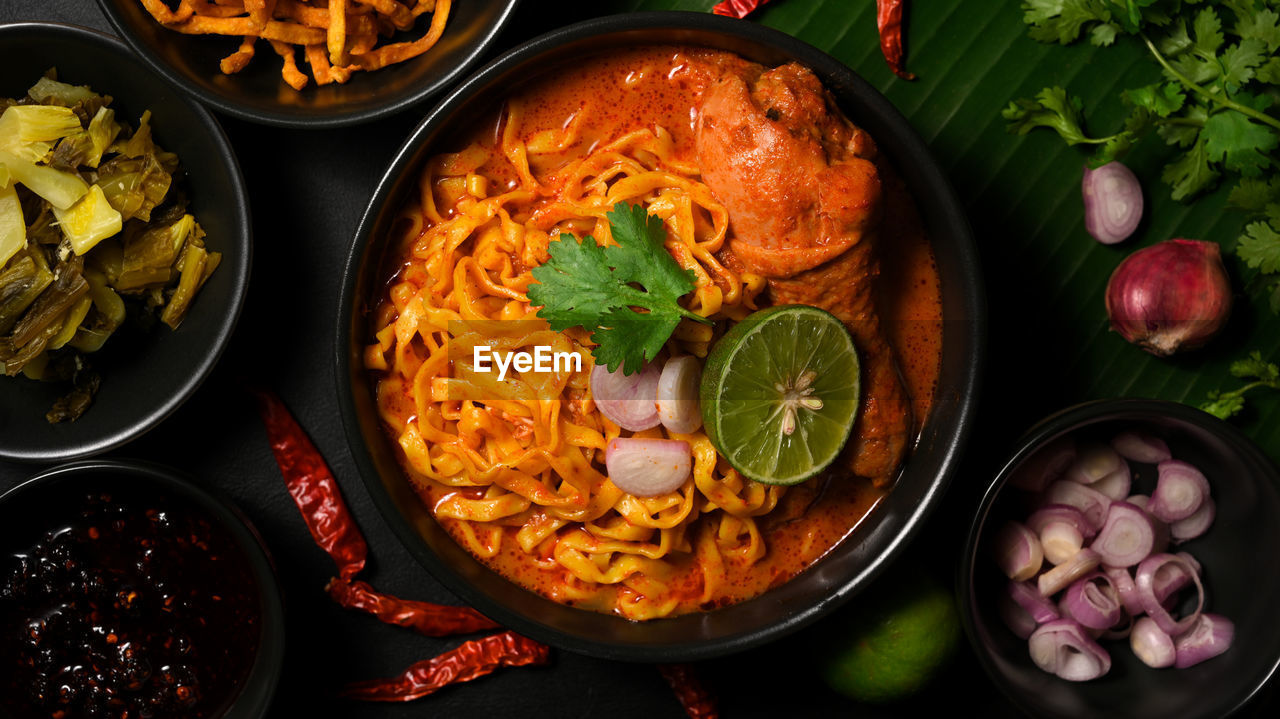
(365, 98, 789, 620)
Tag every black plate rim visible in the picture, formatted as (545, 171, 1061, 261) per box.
(92, 0, 525, 129)
(336, 10, 986, 661)
(0, 21, 253, 463)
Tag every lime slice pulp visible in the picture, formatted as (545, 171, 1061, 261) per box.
(700, 305, 861, 486)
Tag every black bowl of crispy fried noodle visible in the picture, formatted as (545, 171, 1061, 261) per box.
(96, 0, 522, 128)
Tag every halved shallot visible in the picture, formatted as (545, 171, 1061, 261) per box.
(591, 362, 661, 431)
(1082, 161, 1143, 245)
(656, 356, 703, 434)
(605, 438, 691, 497)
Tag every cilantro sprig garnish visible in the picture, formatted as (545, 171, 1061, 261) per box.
(1006, 0, 1280, 311)
(526, 202, 710, 375)
(1199, 350, 1280, 418)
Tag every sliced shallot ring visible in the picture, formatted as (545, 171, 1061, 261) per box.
(1091, 465, 1132, 501)
(1148, 460, 1211, 523)
(1134, 553, 1205, 638)
(1104, 566, 1144, 617)
(1064, 442, 1126, 485)
(993, 521, 1043, 582)
(1011, 435, 1077, 492)
(1028, 619, 1112, 681)
(1009, 580, 1060, 624)
(1171, 497, 1216, 543)
(1059, 572, 1122, 630)
(1173, 613, 1234, 668)
(1111, 431, 1172, 464)
(1131, 616, 1176, 668)
(1043, 480, 1111, 531)
(1090, 501, 1156, 568)
(1101, 610, 1134, 641)
(1026, 504, 1096, 540)
(1038, 548, 1101, 597)
(999, 592, 1039, 640)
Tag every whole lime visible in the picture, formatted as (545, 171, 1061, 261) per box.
(818, 572, 962, 703)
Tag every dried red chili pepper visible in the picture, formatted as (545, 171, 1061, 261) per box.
(713, 0, 915, 80)
(712, 0, 768, 17)
(877, 0, 915, 79)
(657, 663, 719, 719)
(252, 388, 368, 579)
(341, 630, 552, 702)
(326, 578, 500, 637)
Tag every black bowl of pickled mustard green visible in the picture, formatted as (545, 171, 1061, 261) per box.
(960, 399, 1280, 719)
(0, 459, 285, 719)
(94, 0, 522, 128)
(336, 12, 985, 662)
(0, 22, 251, 462)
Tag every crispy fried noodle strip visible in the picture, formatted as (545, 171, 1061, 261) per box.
(134, 0, 452, 90)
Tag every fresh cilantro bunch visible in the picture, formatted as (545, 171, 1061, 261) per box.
(1006, 0, 1280, 311)
(527, 202, 710, 375)
(1199, 349, 1280, 417)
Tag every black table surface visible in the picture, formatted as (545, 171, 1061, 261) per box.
(2, 2, 1277, 718)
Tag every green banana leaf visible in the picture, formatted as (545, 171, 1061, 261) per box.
(612, 0, 1280, 463)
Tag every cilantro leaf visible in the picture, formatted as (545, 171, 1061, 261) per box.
(1231, 350, 1280, 383)
(1238, 220, 1280, 273)
(1202, 110, 1279, 176)
(1156, 103, 1207, 148)
(1220, 38, 1268, 90)
(1235, 6, 1280, 53)
(1194, 5, 1226, 56)
(1091, 21, 1121, 45)
(1168, 7, 1227, 84)
(1228, 176, 1280, 210)
(1162, 136, 1220, 200)
(1159, 18, 1194, 56)
(1198, 350, 1280, 420)
(1256, 56, 1280, 83)
(1025, 0, 1112, 44)
(1003, 86, 1099, 144)
(1125, 82, 1186, 116)
(527, 202, 707, 375)
(1200, 390, 1248, 420)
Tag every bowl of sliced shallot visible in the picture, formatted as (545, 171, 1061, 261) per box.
(960, 399, 1280, 719)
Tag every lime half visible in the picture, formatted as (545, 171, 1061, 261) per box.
(700, 305, 860, 486)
